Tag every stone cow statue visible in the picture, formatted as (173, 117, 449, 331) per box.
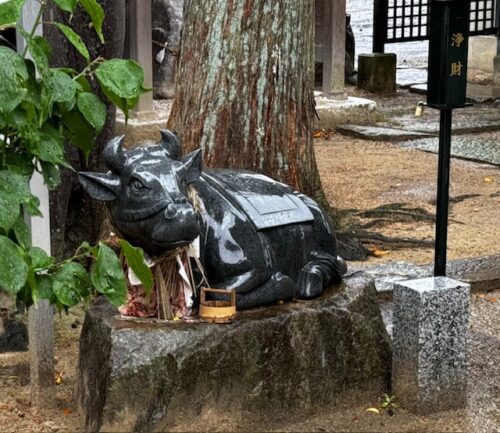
(78, 130, 346, 309)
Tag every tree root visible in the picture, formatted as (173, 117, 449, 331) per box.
(332, 202, 441, 260)
(352, 230, 434, 249)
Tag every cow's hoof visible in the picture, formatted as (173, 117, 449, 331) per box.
(297, 266, 323, 298)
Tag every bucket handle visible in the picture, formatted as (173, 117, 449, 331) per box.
(200, 287, 236, 306)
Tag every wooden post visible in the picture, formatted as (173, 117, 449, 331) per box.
(17, 1, 55, 407)
(373, 0, 388, 53)
(129, 0, 153, 112)
(322, 0, 346, 98)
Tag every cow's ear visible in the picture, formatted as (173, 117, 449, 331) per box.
(78, 172, 121, 201)
(180, 149, 202, 184)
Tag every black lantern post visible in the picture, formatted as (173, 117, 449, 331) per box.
(427, 0, 471, 276)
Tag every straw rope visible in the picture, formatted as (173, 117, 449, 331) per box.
(112, 185, 209, 320)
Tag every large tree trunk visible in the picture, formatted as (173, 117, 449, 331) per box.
(44, 1, 126, 258)
(167, 0, 323, 199)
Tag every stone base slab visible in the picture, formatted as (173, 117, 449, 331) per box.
(75, 276, 391, 432)
(314, 93, 377, 129)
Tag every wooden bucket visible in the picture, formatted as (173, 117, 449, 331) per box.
(199, 287, 236, 323)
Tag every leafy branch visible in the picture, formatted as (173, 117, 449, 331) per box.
(0, 0, 152, 311)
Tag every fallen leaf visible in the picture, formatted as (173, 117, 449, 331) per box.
(366, 407, 380, 414)
(368, 247, 390, 257)
(484, 177, 494, 184)
(54, 371, 64, 385)
(313, 129, 332, 139)
(63, 408, 72, 416)
(486, 296, 497, 303)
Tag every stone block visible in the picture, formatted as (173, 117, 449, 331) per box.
(468, 36, 496, 78)
(357, 53, 396, 93)
(392, 277, 470, 414)
(76, 276, 391, 432)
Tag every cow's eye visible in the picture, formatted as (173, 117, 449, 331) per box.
(130, 180, 145, 192)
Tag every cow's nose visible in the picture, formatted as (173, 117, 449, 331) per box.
(164, 203, 178, 219)
(174, 197, 188, 205)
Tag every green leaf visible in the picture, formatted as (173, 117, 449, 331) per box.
(0, 0, 26, 28)
(0, 191, 19, 231)
(0, 169, 39, 222)
(19, 29, 49, 76)
(53, 262, 91, 306)
(46, 69, 77, 104)
(91, 244, 126, 307)
(23, 195, 42, 217)
(77, 92, 107, 132)
(40, 161, 61, 189)
(119, 239, 153, 294)
(74, 75, 92, 93)
(32, 133, 66, 165)
(12, 215, 31, 249)
(22, 60, 44, 111)
(33, 36, 52, 59)
(4, 151, 34, 176)
(0, 170, 32, 200)
(80, 0, 104, 43)
(0, 46, 28, 113)
(16, 283, 34, 308)
(52, 22, 90, 62)
(52, 0, 78, 13)
(77, 241, 94, 254)
(33, 274, 56, 303)
(95, 59, 145, 118)
(28, 247, 54, 270)
(62, 109, 95, 159)
(0, 235, 28, 294)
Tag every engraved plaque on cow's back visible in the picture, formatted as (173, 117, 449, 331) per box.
(203, 170, 314, 230)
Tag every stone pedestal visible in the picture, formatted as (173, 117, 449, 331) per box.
(392, 277, 470, 414)
(76, 276, 391, 432)
(357, 53, 396, 93)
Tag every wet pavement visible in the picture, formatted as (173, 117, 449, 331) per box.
(400, 132, 500, 166)
(336, 85, 500, 167)
(392, 104, 500, 135)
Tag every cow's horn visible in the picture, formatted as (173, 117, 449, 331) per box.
(159, 129, 181, 159)
(103, 135, 126, 173)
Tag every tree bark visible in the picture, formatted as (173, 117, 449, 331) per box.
(44, 1, 126, 258)
(167, 0, 323, 199)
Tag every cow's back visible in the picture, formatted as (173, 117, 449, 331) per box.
(200, 169, 315, 231)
